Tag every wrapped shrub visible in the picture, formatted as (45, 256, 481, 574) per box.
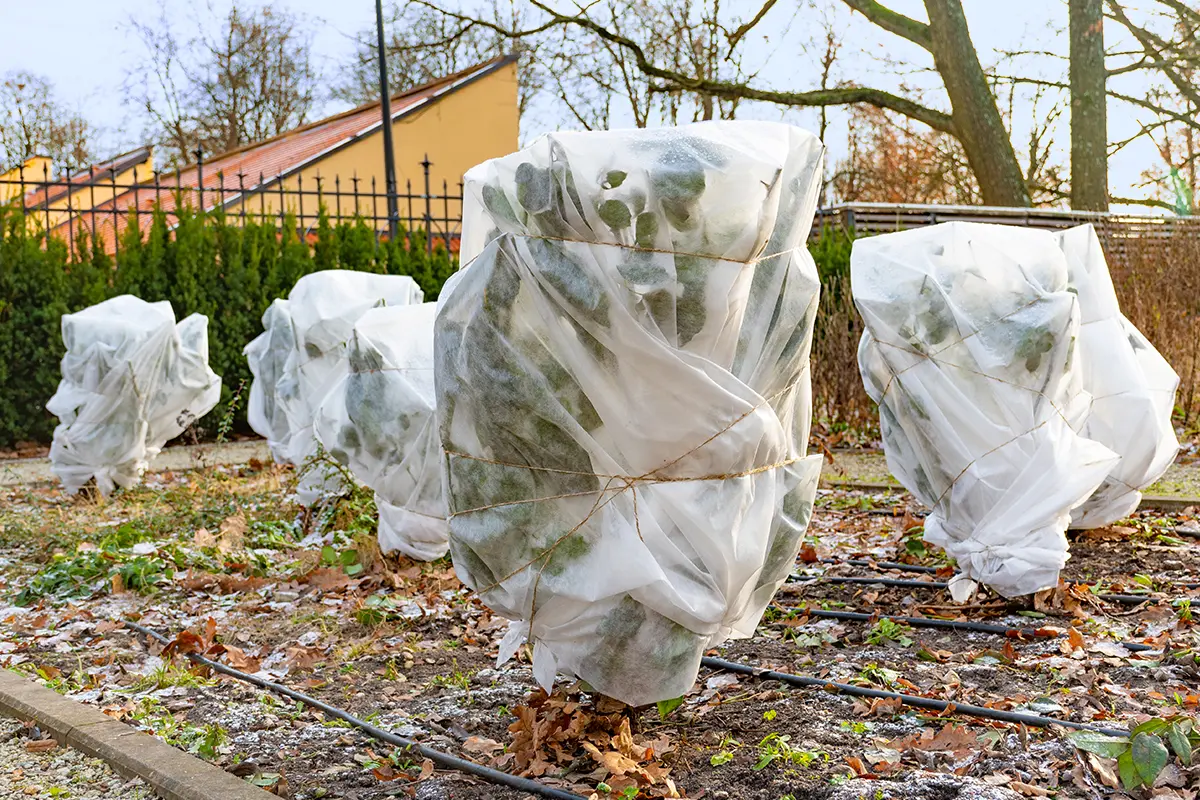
(1058, 224, 1179, 528)
(436, 121, 826, 706)
(47, 294, 221, 494)
(853, 222, 1119, 600)
(245, 270, 423, 505)
(316, 302, 447, 560)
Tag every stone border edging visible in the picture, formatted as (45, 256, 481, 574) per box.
(0, 669, 268, 800)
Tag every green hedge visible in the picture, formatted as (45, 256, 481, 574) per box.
(1, 204, 858, 449)
(0, 203, 456, 448)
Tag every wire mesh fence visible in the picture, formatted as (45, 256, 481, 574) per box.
(1, 156, 464, 259)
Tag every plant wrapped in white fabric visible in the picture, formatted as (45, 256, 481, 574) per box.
(1058, 224, 1179, 528)
(245, 299, 295, 465)
(315, 302, 447, 560)
(245, 270, 423, 505)
(435, 121, 825, 706)
(47, 295, 222, 495)
(854, 222, 1120, 601)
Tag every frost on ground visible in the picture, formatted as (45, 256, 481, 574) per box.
(0, 718, 155, 799)
(0, 461, 1197, 800)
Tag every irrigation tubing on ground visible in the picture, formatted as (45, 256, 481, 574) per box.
(788, 574, 1187, 605)
(821, 558, 1200, 591)
(774, 607, 1156, 653)
(699, 656, 1130, 738)
(121, 620, 588, 800)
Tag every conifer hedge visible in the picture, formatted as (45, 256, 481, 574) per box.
(0, 203, 456, 448)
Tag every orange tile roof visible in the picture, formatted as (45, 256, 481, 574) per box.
(55, 54, 515, 252)
(21, 146, 153, 209)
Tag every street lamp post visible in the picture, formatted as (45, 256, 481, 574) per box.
(375, 0, 400, 242)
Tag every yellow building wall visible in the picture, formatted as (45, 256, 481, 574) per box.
(26, 153, 154, 233)
(225, 61, 520, 236)
(1, 156, 51, 203)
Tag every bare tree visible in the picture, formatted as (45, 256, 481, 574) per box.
(832, 84, 1065, 207)
(125, 2, 320, 167)
(0, 72, 93, 174)
(333, 1, 542, 118)
(1107, 0, 1200, 211)
(999, 0, 1200, 211)
(1070, 0, 1108, 210)
(531, 0, 760, 131)
(414, 0, 1034, 206)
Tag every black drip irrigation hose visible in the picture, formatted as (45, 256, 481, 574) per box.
(823, 557, 1200, 591)
(783, 607, 1156, 653)
(825, 558, 939, 574)
(699, 656, 1130, 738)
(121, 620, 588, 800)
(789, 573, 1186, 606)
(121, 618, 1132, 785)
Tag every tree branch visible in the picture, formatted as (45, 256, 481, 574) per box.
(726, 0, 778, 52)
(1105, 0, 1200, 113)
(838, 0, 932, 51)
(1148, 0, 1200, 26)
(1110, 194, 1178, 211)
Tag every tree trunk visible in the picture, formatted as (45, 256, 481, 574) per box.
(1069, 0, 1109, 211)
(924, 0, 1031, 207)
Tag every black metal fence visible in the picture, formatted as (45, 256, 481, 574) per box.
(0, 156, 465, 258)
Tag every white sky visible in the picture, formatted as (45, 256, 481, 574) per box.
(0, 0, 1171, 211)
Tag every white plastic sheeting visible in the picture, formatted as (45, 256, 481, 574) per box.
(436, 121, 826, 706)
(1058, 224, 1179, 528)
(244, 270, 423, 505)
(315, 302, 448, 561)
(47, 295, 221, 495)
(854, 222, 1120, 601)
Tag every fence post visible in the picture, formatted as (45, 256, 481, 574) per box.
(111, 167, 119, 257)
(132, 166, 140, 238)
(406, 178, 413, 248)
(194, 148, 204, 215)
(154, 170, 162, 228)
(371, 176, 379, 238)
(422, 155, 433, 255)
(334, 175, 342, 226)
(42, 162, 51, 239)
(442, 178, 450, 251)
(238, 172, 247, 222)
(88, 165, 97, 251)
(298, 174, 305, 234)
(66, 165, 74, 260)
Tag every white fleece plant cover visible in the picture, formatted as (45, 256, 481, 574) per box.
(244, 270, 423, 505)
(47, 294, 221, 495)
(854, 222, 1120, 601)
(315, 302, 448, 561)
(436, 121, 826, 707)
(1058, 224, 1179, 528)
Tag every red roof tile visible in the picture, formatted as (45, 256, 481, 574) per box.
(54, 55, 514, 252)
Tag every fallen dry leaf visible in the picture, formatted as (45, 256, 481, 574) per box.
(222, 644, 262, 673)
(25, 738, 58, 753)
(463, 736, 504, 759)
(1010, 781, 1052, 797)
(217, 512, 247, 554)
